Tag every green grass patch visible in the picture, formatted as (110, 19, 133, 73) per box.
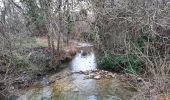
(12, 55, 30, 68)
(14, 37, 48, 49)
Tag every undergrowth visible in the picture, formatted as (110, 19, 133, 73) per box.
(97, 51, 144, 74)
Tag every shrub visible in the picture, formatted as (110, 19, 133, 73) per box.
(123, 55, 144, 74)
(97, 51, 144, 74)
(97, 51, 115, 70)
(13, 56, 30, 68)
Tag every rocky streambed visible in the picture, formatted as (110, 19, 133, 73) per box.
(16, 48, 137, 100)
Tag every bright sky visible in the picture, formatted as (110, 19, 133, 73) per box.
(0, 0, 20, 8)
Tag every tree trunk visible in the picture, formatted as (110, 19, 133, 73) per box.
(51, 38, 55, 61)
(57, 0, 62, 55)
(66, 0, 70, 44)
(47, 35, 51, 50)
(162, 0, 166, 6)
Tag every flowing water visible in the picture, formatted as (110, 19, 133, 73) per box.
(17, 45, 136, 100)
(71, 51, 96, 72)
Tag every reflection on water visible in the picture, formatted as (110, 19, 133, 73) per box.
(87, 95, 97, 100)
(17, 86, 52, 100)
(17, 49, 136, 100)
(71, 51, 97, 72)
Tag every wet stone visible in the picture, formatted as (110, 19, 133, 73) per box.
(87, 95, 97, 100)
(72, 88, 79, 92)
(109, 96, 122, 100)
(94, 75, 101, 80)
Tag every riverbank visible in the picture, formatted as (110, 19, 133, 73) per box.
(16, 51, 137, 100)
(0, 37, 139, 99)
(1, 37, 169, 100)
(0, 37, 87, 99)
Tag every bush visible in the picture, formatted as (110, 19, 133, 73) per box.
(97, 51, 144, 74)
(97, 51, 115, 70)
(123, 55, 144, 74)
(13, 56, 30, 68)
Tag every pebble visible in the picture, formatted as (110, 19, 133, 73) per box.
(73, 88, 79, 92)
(94, 75, 101, 80)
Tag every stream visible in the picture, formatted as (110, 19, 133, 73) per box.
(17, 44, 136, 100)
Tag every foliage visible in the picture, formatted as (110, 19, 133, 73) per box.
(97, 51, 115, 70)
(123, 54, 144, 74)
(131, 25, 152, 54)
(67, 20, 75, 34)
(0, 0, 169, 99)
(21, 0, 46, 36)
(12, 56, 30, 68)
(132, 25, 168, 58)
(97, 51, 144, 74)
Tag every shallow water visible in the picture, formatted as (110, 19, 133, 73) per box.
(71, 51, 97, 72)
(17, 50, 136, 100)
